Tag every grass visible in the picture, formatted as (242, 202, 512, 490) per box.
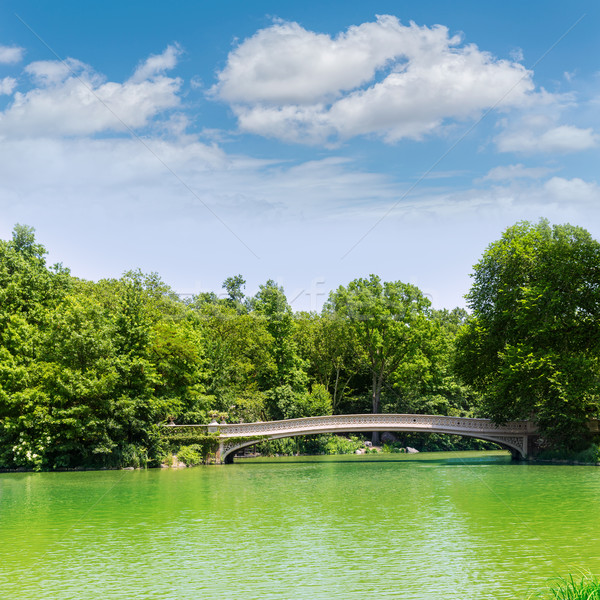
(533, 575, 600, 599)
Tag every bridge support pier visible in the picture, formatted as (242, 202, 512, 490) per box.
(526, 434, 541, 459)
(509, 447, 523, 461)
(214, 442, 225, 465)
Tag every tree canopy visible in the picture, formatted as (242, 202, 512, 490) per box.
(7, 220, 596, 468)
(455, 219, 600, 449)
(326, 275, 437, 443)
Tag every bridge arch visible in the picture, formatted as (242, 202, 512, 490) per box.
(207, 414, 536, 464)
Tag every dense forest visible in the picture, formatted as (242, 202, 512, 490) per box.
(1, 220, 599, 470)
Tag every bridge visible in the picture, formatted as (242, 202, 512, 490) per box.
(173, 414, 542, 463)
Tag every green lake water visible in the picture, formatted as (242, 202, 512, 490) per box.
(1, 451, 600, 600)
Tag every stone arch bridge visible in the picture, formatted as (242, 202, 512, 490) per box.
(170, 414, 544, 463)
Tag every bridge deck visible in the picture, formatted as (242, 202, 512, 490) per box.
(200, 414, 537, 462)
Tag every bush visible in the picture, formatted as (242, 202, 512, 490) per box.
(177, 444, 205, 466)
(118, 444, 148, 469)
(382, 442, 406, 453)
(537, 444, 600, 463)
(324, 435, 363, 455)
(255, 437, 297, 456)
(576, 445, 600, 464)
(256, 434, 365, 456)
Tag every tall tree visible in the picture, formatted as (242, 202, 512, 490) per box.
(194, 301, 274, 420)
(250, 280, 309, 419)
(0, 226, 72, 469)
(294, 311, 366, 412)
(222, 274, 247, 312)
(455, 220, 600, 449)
(326, 275, 432, 444)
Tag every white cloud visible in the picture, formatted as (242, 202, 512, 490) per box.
(0, 135, 398, 226)
(0, 77, 16, 95)
(542, 176, 600, 204)
(0, 45, 23, 64)
(0, 128, 598, 314)
(212, 16, 536, 144)
(130, 44, 182, 83)
(3, 129, 594, 228)
(509, 48, 524, 63)
(0, 48, 182, 137)
(497, 124, 598, 154)
(481, 164, 554, 181)
(213, 16, 434, 104)
(25, 58, 92, 86)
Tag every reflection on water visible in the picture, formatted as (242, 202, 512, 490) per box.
(1, 451, 598, 600)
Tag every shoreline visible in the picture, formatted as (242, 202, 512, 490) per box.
(3, 451, 600, 473)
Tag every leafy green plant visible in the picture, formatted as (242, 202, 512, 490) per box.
(535, 574, 600, 599)
(324, 434, 363, 455)
(537, 444, 600, 463)
(176, 444, 204, 466)
(118, 444, 148, 469)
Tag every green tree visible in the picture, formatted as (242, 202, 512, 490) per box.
(194, 301, 273, 418)
(251, 280, 307, 389)
(326, 275, 433, 444)
(250, 280, 309, 419)
(0, 226, 72, 469)
(223, 274, 247, 312)
(455, 220, 600, 450)
(294, 311, 366, 412)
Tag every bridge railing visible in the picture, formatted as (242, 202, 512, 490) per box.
(205, 414, 535, 438)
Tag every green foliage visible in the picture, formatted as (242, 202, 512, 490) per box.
(323, 434, 363, 455)
(386, 433, 499, 452)
(222, 274, 247, 312)
(229, 388, 267, 423)
(0, 228, 214, 470)
(456, 220, 600, 450)
(256, 434, 364, 456)
(0, 224, 517, 470)
(176, 444, 205, 467)
(265, 383, 332, 420)
(534, 574, 600, 599)
(294, 311, 366, 412)
(536, 443, 600, 463)
(325, 274, 441, 446)
(194, 302, 274, 415)
(257, 437, 298, 456)
(250, 280, 307, 396)
(160, 427, 220, 452)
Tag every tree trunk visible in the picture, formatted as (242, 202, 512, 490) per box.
(371, 371, 381, 445)
(333, 367, 340, 411)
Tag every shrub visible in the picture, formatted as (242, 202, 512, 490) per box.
(537, 444, 600, 463)
(575, 445, 600, 464)
(177, 444, 204, 466)
(324, 435, 363, 455)
(118, 444, 148, 469)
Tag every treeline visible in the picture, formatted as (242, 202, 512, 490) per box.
(1, 219, 599, 470)
(0, 225, 478, 470)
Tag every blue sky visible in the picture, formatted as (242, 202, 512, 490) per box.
(0, 1, 598, 310)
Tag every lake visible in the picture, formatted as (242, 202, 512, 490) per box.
(1, 451, 599, 599)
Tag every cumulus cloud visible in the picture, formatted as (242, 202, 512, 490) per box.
(130, 44, 182, 83)
(212, 16, 536, 144)
(25, 58, 91, 86)
(0, 47, 182, 137)
(0, 77, 16, 95)
(497, 124, 598, 154)
(542, 176, 600, 203)
(0, 45, 24, 64)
